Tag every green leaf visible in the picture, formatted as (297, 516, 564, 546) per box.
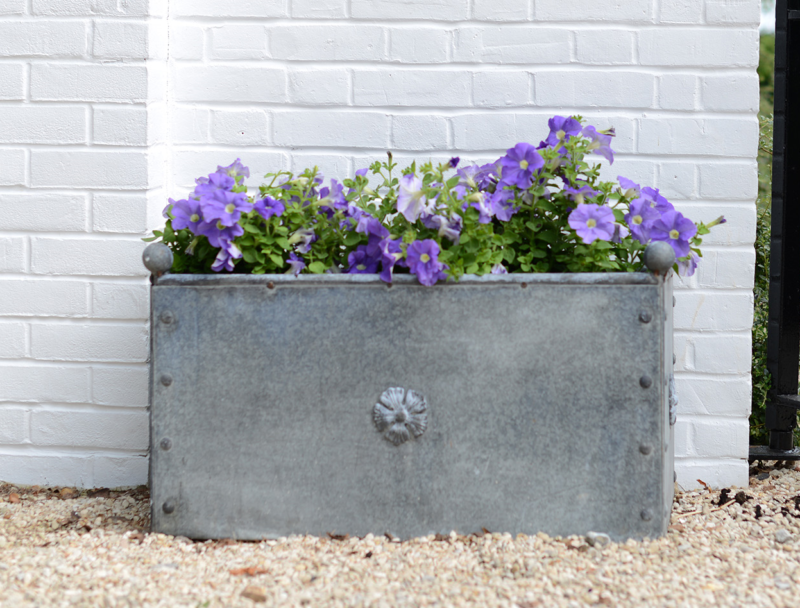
(242, 249, 257, 264)
(269, 253, 284, 267)
(244, 223, 261, 234)
(275, 237, 291, 250)
(308, 261, 327, 274)
(344, 232, 361, 246)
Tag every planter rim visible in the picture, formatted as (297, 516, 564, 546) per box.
(154, 272, 659, 287)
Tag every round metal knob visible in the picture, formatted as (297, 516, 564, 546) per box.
(143, 243, 174, 275)
(642, 241, 676, 274)
(162, 500, 176, 514)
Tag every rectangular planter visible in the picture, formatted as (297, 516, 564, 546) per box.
(149, 272, 674, 541)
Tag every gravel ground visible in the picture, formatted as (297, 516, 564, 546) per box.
(1, 463, 800, 607)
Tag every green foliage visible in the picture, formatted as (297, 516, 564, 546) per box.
(750, 192, 771, 444)
(759, 34, 775, 117)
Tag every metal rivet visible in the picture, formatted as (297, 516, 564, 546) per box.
(639, 310, 652, 324)
(673, 353, 676, 365)
(160, 310, 174, 324)
(160, 374, 173, 387)
(640, 509, 653, 522)
(673, 296, 676, 308)
(160, 438, 172, 451)
(639, 375, 652, 389)
(162, 501, 176, 515)
(267, 282, 275, 289)
(521, 282, 528, 289)
(639, 444, 653, 455)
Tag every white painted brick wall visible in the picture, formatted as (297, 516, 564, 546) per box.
(0, 0, 759, 490)
(0, 0, 164, 488)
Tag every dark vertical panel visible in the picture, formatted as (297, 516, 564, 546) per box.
(766, 0, 800, 450)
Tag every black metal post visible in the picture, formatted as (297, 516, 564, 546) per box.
(752, 0, 800, 460)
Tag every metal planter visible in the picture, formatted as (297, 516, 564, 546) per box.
(148, 269, 674, 541)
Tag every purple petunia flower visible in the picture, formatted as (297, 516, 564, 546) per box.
(624, 198, 661, 243)
(201, 189, 253, 227)
(318, 179, 347, 218)
(396, 174, 430, 222)
(618, 176, 641, 197)
(289, 227, 317, 254)
(406, 239, 448, 287)
(286, 252, 306, 276)
(641, 187, 674, 214)
(490, 188, 518, 221)
(356, 215, 389, 238)
(196, 220, 244, 249)
(568, 204, 616, 244)
(193, 171, 235, 197)
(253, 196, 285, 221)
(539, 116, 583, 151)
(168, 198, 204, 233)
(562, 179, 600, 204)
(347, 245, 381, 274)
(423, 212, 463, 243)
(582, 125, 615, 164)
(649, 210, 698, 258)
(449, 157, 460, 169)
(677, 251, 699, 277)
(379, 238, 404, 284)
(211, 240, 242, 273)
(461, 191, 494, 224)
(498, 143, 545, 189)
(217, 159, 250, 180)
(490, 264, 508, 275)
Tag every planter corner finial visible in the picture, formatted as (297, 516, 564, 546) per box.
(642, 241, 675, 275)
(143, 242, 173, 276)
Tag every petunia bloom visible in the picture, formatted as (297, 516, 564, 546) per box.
(286, 252, 306, 276)
(539, 116, 583, 151)
(196, 220, 244, 249)
(396, 174, 430, 222)
(347, 245, 381, 274)
(562, 179, 600, 205)
(498, 143, 544, 189)
(379, 238, 404, 284)
(405, 239, 448, 287)
(217, 159, 250, 180)
(253, 196, 285, 221)
(201, 189, 253, 227)
(649, 210, 697, 258)
(582, 125, 615, 164)
(211, 240, 242, 272)
(677, 251, 699, 277)
(624, 198, 661, 242)
(423, 212, 463, 243)
(169, 198, 204, 233)
(568, 204, 616, 244)
(490, 188, 518, 221)
(289, 227, 317, 254)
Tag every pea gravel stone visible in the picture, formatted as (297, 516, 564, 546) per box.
(1, 464, 800, 607)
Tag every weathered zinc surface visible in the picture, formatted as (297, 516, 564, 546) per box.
(150, 273, 674, 541)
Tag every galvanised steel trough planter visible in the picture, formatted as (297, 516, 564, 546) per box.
(144, 243, 676, 542)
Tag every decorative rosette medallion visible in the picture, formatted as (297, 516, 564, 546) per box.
(373, 387, 428, 446)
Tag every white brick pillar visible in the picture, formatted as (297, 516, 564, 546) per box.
(0, 0, 167, 487)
